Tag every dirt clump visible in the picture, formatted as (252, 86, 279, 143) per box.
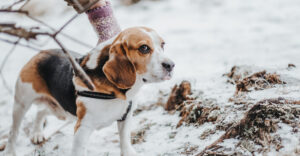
(197, 98, 300, 156)
(164, 81, 221, 128)
(165, 81, 192, 111)
(177, 100, 220, 128)
(236, 71, 285, 94)
(224, 66, 286, 95)
(225, 66, 252, 84)
(288, 63, 296, 69)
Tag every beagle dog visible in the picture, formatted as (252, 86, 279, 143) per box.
(4, 27, 175, 156)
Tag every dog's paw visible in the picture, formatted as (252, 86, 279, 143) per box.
(30, 132, 45, 145)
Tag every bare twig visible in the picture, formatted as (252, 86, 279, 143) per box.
(0, 37, 41, 51)
(26, 14, 94, 48)
(53, 37, 95, 90)
(0, 0, 97, 91)
(0, 9, 28, 14)
(19, 0, 31, 9)
(0, 23, 41, 40)
(0, 9, 94, 49)
(7, 0, 25, 10)
(53, 14, 79, 37)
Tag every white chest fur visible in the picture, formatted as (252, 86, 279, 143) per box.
(77, 75, 143, 129)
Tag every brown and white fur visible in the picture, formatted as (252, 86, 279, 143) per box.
(4, 27, 175, 156)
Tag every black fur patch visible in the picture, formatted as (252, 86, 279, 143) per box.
(37, 50, 83, 116)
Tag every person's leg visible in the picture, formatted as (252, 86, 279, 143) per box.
(63, 0, 121, 44)
(86, 1, 121, 44)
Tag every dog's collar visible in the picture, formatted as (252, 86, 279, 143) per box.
(76, 88, 129, 99)
(77, 90, 116, 99)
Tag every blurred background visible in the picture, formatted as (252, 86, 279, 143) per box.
(1, 0, 300, 155)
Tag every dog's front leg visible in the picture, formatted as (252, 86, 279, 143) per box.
(71, 125, 93, 156)
(117, 102, 139, 156)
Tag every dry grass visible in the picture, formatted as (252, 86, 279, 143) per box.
(131, 123, 155, 144)
(164, 81, 220, 128)
(197, 98, 300, 156)
(224, 66, 286, 95)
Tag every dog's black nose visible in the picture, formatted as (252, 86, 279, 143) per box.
(162, 61, 175, 72)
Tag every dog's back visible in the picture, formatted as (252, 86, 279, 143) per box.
(37, 50, 78, 115)
(19, 50, 81, 115)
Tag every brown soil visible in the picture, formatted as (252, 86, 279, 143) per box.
(165, 81, 192, 111)
(224, 66, 286, 95)
(164, 81, 220, 128)
(177, 100, 220, 128)
(197, 98, 300, 156)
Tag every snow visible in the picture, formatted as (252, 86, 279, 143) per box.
(1, 0, 300, 155)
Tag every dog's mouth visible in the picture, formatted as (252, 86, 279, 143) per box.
(162, 72, 172, 80)
(142, 72, 173, 83)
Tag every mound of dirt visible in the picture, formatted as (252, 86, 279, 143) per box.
(165, 81, 192, 111)
(224, 66, 286, 95)
(164, 81, 220, 128)
(198, 98, 300, 156)
(176, 99, 220, 128)
(225, 66, 253, 84)
(288, 63, 296, 69)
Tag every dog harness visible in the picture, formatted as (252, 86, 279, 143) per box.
(77, 90, 132, 122)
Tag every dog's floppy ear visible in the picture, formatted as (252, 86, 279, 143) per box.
(103, 43, 136, 89)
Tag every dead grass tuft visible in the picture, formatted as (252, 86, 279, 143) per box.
(197, 98, 300, 156)
(288, 63, 296, 69)
(235, 71, 285, 94)
(177, 100, 220, 128)
(131, 123, 155, 144)
(165, 81, 192, 111)
(224, 66, 286, 95)
(179, 143, 199, 155)
(164, 81, 220, 128)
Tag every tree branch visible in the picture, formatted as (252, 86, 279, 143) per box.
(0, 0, 97, 92)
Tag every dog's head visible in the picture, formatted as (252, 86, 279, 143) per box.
(103, 27, 175, 89)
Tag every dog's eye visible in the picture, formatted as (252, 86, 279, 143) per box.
(138, 45, 151, 54)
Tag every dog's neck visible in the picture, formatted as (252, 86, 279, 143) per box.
(73, 46, 142, 100)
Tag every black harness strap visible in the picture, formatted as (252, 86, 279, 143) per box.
(118, 101, 132, 122)
(77, 90, 116, 99)
(74, 57, 132, 121)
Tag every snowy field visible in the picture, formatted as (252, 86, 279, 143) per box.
(1, 0, 300, 155)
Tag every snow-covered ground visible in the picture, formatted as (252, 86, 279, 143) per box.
(1, 0, 300, 155)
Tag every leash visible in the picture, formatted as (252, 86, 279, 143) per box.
(76, 90, 132, 122)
